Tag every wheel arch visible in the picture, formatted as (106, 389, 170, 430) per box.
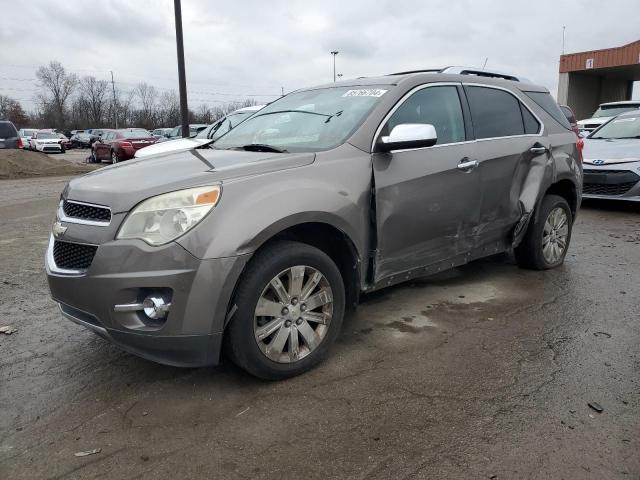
(224, 219, 363, 333)
(545, 178, 578, 219)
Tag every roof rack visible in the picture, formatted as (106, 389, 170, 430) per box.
(388, 66, 525, 82)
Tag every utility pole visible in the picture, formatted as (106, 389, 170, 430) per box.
(174, 0, 189, 138)
(562, 25, 566, 55)
(110, 70, 118, 129)
(330, 51, 339, 82)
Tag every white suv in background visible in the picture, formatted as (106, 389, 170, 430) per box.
(135, 105, 265, 158)
(577, 101, 640, 134)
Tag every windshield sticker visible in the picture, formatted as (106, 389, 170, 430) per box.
(342, 89, 388, 98)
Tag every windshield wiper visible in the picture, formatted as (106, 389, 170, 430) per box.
(255, 109, 332, 119)
(237, 144, 288, 153)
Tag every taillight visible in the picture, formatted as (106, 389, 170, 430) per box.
(120, 141, 132, 147)
(576, 136, 584, 164)
(17, 137, 23, 148)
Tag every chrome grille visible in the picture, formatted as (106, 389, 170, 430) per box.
(62, 200, 111, 223)
(52, 241, 98, 270)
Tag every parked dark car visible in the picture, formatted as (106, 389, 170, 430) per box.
(70, 132, 97, 148)
(47, 68, 582, 379)
(0, 120, 21, 149)
(90, 128, 158, 163)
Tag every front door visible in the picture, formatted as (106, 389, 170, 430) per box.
(373, 84, 481, 281)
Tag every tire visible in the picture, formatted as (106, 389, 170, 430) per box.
(225, 241, 345, 380)
(89, 150, 98, 163)
(111, 150, 119, 164)
(515, 194, 572, 270)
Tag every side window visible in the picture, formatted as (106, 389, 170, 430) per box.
(466, 86, 525, 139)
(383, 85, 466, 145)
(520, 104, 541, 134)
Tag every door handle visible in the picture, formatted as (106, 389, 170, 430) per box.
(530, 145, 548, 154)
(457, 158, 479, 171)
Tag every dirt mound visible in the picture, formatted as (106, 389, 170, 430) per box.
(0, 150, 98, 180)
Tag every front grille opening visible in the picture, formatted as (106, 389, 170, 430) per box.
(583, 182, 637, 196)
(63, 200, 111, 222)
(53, 240, 98, 270)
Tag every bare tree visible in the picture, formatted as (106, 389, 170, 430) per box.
(35, 61, 78, 128)
(0, 95, 29, 128)
(156, 90, 180, 127)
(134, 82, 157, 128)
(196, 104, 213, 124)
(79, 76, 109, 127)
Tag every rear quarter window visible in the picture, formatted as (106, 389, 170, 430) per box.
(524, 91, 572, 130)
(465, 86, 525, 139)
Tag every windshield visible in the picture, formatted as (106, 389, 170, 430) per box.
(36, 132, 57, 139)
(21, 129, 37, 137)
(590, 115, 640, 139)
(592, 105, 640, 118)
(214, 86, 390, 152)
(121, 129, 153, 139)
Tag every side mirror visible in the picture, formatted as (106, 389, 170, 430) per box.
(578, 131, 587, 138)
(376, 124, 438, 152)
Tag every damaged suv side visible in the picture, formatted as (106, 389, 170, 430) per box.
(46, 69, 582, 379)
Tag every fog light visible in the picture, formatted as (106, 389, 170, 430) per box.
(142, 296, 170, 320)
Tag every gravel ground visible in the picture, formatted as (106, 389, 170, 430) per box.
(0, 175, 638, 479)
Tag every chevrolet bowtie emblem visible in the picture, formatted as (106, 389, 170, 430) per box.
(52, 221, 67, 238)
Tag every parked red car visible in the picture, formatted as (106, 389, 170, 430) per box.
(90, 128, 157, 163)
(57, 133, 72, 150)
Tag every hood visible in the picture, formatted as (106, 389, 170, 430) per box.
(582, 138, 640, 165)
(35, 138, 61, 144)
(135, 137, 210, 158)
(577, 117, 609, 127)
(64, 148, 315, 213)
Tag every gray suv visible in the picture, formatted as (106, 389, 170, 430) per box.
(46, 69, 582, 379)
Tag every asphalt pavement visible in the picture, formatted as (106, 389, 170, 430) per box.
(0, 175, 638, 479)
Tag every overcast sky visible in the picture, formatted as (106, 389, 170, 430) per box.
(1, 0, 639, 112)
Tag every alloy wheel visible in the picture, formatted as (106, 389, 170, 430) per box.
(253, 265, 333, 363)
(111, 151, 118, 164)
(542, 207, 569, 264)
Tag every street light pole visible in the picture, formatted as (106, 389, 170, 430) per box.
(330, 51, 339, 82)
(110, 70, 118, 129)
(173, 0, 189, 138)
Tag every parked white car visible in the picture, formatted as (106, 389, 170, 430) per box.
(135, 105, 265, 158)
(29, 131, 64, 153)
(18, 128, 38, 149)
(577, 101, 640, 134)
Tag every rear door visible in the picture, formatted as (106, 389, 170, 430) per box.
(372, 83, 482, 281)
(463, 84, 545, 246)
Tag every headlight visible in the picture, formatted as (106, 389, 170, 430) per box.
(117, 186, 221, 246)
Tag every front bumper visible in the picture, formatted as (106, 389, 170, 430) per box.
(46, 235, 249, 367)
(582, 163, 640, 201)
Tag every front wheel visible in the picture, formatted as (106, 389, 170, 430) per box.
(515, 194, 573, 270)
(225, 241, 345, 380)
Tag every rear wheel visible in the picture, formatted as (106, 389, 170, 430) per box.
(515, 194, 572, 270)
(226, 241, 345, 380)
(111, 150, 119, 164)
